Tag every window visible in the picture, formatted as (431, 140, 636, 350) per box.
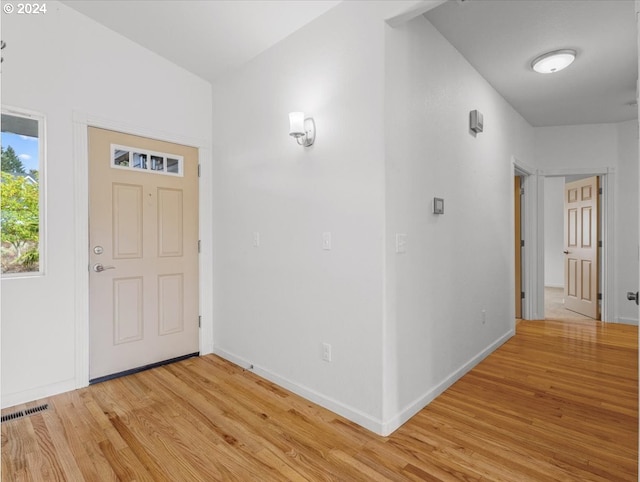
(1, 108, 45, 275)
(111, 144, 184, 176)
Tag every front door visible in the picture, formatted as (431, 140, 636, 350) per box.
(88, 127, 199, 381)
(563, 176, 599, 319)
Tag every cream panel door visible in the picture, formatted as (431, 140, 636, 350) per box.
(563, 176, 599, 319)
(89, 127, 199, 381)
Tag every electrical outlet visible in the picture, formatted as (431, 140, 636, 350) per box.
(481, 309, 486, 324)
(322, 342, 332, 362)
(253, 232, 260, 247)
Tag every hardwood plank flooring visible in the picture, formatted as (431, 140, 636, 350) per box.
(2, 320, 637, 481)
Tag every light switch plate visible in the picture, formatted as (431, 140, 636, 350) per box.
(322, 232, 332, 250)
(395, 234, 407, 253)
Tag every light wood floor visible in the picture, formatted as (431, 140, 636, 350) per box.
(2, 320, 637, 481)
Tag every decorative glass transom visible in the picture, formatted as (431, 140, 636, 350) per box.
(111, 144, 183, 177)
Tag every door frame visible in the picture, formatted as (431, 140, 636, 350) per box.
(514, 175, 523, 319)
(72, 111, 214, 388)
(513, 158, 538, 320)
(512, 160, 615, 322)
(539, 167, 615, 322)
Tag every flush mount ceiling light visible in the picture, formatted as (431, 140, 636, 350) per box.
(531, 49, 576, 74)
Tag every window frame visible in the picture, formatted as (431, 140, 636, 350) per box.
(1, 106, 47, 278)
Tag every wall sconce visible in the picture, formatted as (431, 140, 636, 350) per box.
(470, 109, 483, 134)
(289, 112, 316, 147)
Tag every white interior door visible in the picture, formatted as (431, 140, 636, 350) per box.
(563, 176, 599, 319)
(88, 127, 199, 381)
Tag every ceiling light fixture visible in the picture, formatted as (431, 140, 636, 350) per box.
(531, 49, 576, 74)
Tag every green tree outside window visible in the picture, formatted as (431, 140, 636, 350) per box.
(1, 170, 39, 271)
(1, 145, 26, 174)
(1, 111, 43, 275)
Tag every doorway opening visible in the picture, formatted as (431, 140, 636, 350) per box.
(514, 174, 523, 321)
(543, 174, 603, 321)
(513, 160, 535, 322)
(87, 127, 200, 382)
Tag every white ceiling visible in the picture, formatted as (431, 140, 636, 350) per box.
(61, 0, 341, 83)
(425, 0, 638, 127)
(62, 0, 637, 128)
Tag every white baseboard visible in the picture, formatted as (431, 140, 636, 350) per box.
(380, 328, 515, 436)
(214, 329, 515, 437)
(1, 379, 77, 409)
(544, 284, 564, 289)
(212, 347, 385, 435)
(615, 317, 639, 326)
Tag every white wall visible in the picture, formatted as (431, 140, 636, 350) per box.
(535, 121, 639, 324)
(544, 177, 565, 287)
(615, 120, 640, 324)
(383, 15, 535, 430)
(535, 124, 619, 169)
(1, 1, 212, 407)
(210, 1, 416, 432)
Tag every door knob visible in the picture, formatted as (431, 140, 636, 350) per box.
(93, 263, 115, 273)
(627, 291, 639, 306)
(563, 250, 569, 254)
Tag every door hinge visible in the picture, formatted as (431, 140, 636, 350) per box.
(198, 316, 201, 328)
(598, 187, 602, 195)
(597, 293, 602, 301)
(520, 187, 524, 195)
(520, 239, 525, 247)
(521, 291, 525, 299)
(598, 240, 602, 248)
(198, 240, 201, 253)
(198, 164, 201, 177)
